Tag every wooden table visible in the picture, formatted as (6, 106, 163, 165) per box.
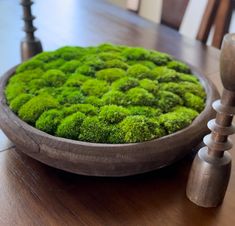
(0, 0, 234, 225)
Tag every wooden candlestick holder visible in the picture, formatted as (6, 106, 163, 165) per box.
(186, 33, 235, 207)
(20, 0, 43, 61)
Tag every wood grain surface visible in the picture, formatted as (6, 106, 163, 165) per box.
(0, 0, 234, 225)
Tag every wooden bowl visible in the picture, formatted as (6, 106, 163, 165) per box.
(0, 66, 219, 176)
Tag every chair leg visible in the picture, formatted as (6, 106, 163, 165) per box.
(196, 0, 220, 43)
(212, 0, 233, 48)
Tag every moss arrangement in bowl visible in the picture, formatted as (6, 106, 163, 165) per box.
(5, 43, 206, 144)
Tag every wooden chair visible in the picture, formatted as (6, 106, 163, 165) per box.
(127, 0, 234, 48)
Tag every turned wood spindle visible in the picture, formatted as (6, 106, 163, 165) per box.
(20, 0, 43, 61)
(186, 33, 235, 207)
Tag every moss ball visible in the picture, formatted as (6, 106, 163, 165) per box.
(139, 79, 158, 93)
(42, 69, 67, 87)
(9, 94, 33, 113)
(5, 82, 27, 102)
(6, 43, 206, 143)
(64, 73, 90, 87)
(127, 60, 156, 69)
(36, 109, 63, 134)
(127, 64, 153, 79)
(62, 104, 98, 116)
(126, 87, 155, 106)
(183, 92, 205, 112)
(156, 90, 183, 112)
(128, 106, 162, 117)
(60, 60, 81, 74)
(159, 107, 198, 134)
(96, 68, 126, 83)
(16, 59, 44, 73)
(81, 79, 109, 97)
(56, 112, 86, 139)
(79, 116, 109, 143)
(57, 87, 85, 105)
(151, 67, 179, 82)
(18, 95, 59, 125)
(167, 60, 191, 73)
(103, 59, 128, 70)
(98, 52, 123, 61)
(75, 65, 96, 77)
(99, 105, 129, 124)
(111, 77, 139, 92)
(118, 115, 161, 143)
(101, 90, 127, 105)
(148, 51, 172, 65)
(84, 96, 104, 107)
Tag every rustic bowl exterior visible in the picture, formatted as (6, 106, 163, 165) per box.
(0, 66, 219, 176)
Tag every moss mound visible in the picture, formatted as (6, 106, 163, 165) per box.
(5, 43, 206, 143)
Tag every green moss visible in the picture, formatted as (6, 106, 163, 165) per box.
(62, 104, 98, 116)
(98, 52, 123, 61)
(60, 60, 81, 73)
(28, 79, 47, 94)
(9, 94, 33, 113)
(150, 67, 179, 82)
(118, 115, 160, 143)
(9, 68, 44, 84)
(107, 125, 125, 144)
(5, 43, 206, 143)
(5, 82, 28, 102)
(111, 77, 139, 92)
(183, 92, 205, 112)
(148, 51, 172, 65)
(127, 60, 156, 69)
(97, 43, 122, 52)
(167, 60, 191, 73)
(103, 59, 128, 70)
(177, 73, 198, 83)
(36, 87, 60, 97)
(122, 47, 150, 60)
(173, 106, 199, 119)
(44, 59, 65, 70)
(81, 79, 109, 97)
(102, 90, 127, 105)
(156, 91, 183, 112)
(64, 73, 90, 87)
(127, 64, 154, 79)
(57, 87, 85, 105)
(84, 96, 104, 107)
(99, 105, 129, 124)
(55, 46, 85, 60)
(126, 87, 155, 106)
(42, 69, 67, 87)
(128, 106, 162, 117)
(56, 112, 86, 139)
(16, 59, 44, 73)
(18, 95, 59, 125)
(96, 68, 126, 83)
(79, 116, 109, 143)
(159, 107, 198, 134)
(139, 79, 158, 93)
(75, 65, 96, 77)
(36, 109, 63, 134)
(34, 51, 58, 63)
(159, 82, 205, 98)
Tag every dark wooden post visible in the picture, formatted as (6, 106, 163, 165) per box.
(186, 33, 235, 207)
(20, 0, 43, 61)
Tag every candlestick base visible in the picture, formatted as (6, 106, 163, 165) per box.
(20, 37, 43, 61)
(186, 147, 231, 207)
